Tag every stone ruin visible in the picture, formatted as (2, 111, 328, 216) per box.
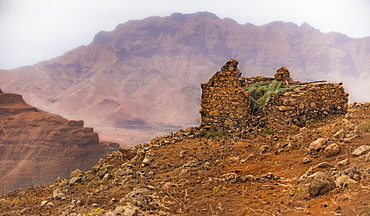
(200, 59, 349, 132)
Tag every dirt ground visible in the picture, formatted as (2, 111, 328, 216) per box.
(1, 105, 370, 215)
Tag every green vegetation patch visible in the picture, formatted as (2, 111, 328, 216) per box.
(198, 129, 239, 140)
(246, 80, 298, 112)
(359, 120, 370, 133)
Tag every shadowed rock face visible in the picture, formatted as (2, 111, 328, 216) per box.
(0, 91, 118, 191)
(0, 12, 369, 145)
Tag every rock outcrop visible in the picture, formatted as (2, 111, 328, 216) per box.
(0, 90, 118, 191)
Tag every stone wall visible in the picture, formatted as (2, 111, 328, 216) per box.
(264, 83, 348, 128)
(199, 59, 349, 132)
(200, 59, 250, 132)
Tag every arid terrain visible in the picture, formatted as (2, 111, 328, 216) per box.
(1, 12, 369, 146)
(1, 12, 369, 216)
(1, 103, 370, 215)
(0, 90, 118, 191)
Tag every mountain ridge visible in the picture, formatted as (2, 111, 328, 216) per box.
(1, 11, 369, 145)
(0, 89, 119, 191)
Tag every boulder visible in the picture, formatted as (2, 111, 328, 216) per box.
(335, 175, 357, 188)
(308, 177, 336, 197)
(323, 143, 340, 157)
(309, 138, 327, 154)
(352, 145, 370, 157)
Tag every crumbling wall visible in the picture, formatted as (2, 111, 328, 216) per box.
(264, 83, 349, 127)
(200, 59, 349, 132)
(200, 59, 250, 132)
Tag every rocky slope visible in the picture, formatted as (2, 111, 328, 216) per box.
(1, 103, 370, 215)
(0, 12, 369, 145)
(0, 90, 119, 191)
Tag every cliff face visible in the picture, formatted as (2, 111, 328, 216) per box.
(0, 90, 118, 191)
(0, 12, 368, 144)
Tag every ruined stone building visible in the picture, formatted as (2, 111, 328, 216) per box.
(200, 59, 349, 132)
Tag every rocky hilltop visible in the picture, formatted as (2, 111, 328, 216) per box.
(1, 61, 370, 215)
(0, 89, 119, 191)
(0, 12, 369, 145)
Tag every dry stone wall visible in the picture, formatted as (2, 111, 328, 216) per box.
(200, 59, 349, 132)
(264, 83, 349, 128)
(200, 59, 250, 132)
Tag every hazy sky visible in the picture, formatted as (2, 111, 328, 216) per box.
(0, 0, 369, 70)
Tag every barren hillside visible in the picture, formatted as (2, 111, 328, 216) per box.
(1, 104, 370, 215)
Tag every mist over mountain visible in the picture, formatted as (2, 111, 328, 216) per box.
(0, 12, 369, 140)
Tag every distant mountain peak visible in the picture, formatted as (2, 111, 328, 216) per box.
(170, 11, 220, 20)
(299, 22, 318, 31)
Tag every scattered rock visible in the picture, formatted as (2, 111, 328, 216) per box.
(162, 182, 177, 189)
(343, 119, 356, 132)
(182, 159, 198, 168)
(309, 138, 327, 154)
(223, 172, 239, 182)
(343, 138, 352, 143)
(40, 201, 48, 207)
(114, 203, 142, 216)
(229, 156, 240, 162)
(332, 129, 345, 141)
(70, 200, 82, 209)
(258, 145, 270, 154)
(240, 175, 255, 182)
(335, 175, 357, 188)
(70, 169, 84, 178)
(141, 157, 151, 166)
(308, 177, 336, 197)
(365, 167, 370, 174)
(337, 158, 350, 167)
(315, 162, 333, 169)
(276, 143, 293, 154)
(52, 188, 65, 200)
(69, 176, 82, 185)
(179, 150, 187, 158)
(352, 145, 370, 157)
(120, 188, 158, 211)
(102, 173, 110, 181)
(344, 165, 361, 180)
(365, 152, 370, 162)
(307, 171, 327, 180)
(259, 173, 280, 181)
(302, 156, 312, 164)
(40, 200, 54, 208)
(323, 143, 340, 157)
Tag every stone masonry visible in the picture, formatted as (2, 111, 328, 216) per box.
(200, 59, 250, 132)
(200, 59, 349, 132)
(264, 83, 348, 127)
